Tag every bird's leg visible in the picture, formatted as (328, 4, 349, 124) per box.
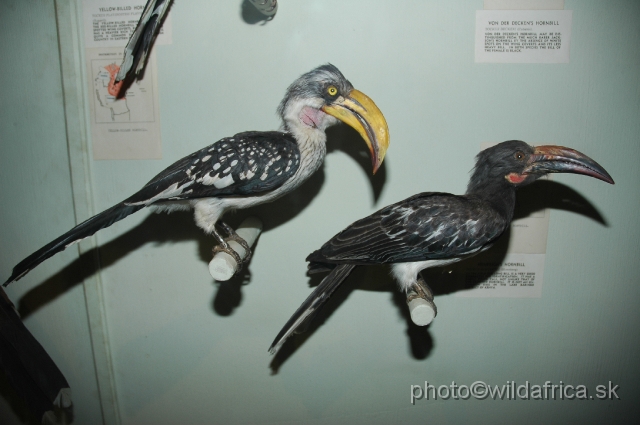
(211, 226, 244, 266)
(408, 276, 435, 303)
(217, 221, 252, 263)
(406, 275, 437, 326)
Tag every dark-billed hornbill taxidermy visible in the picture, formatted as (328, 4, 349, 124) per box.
(269, 141, 613, 353)
(3, 64, 389, 286)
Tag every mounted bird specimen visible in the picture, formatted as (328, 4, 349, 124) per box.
(116, 0, 172, 82)
(269, 141, 613, 353)
(116, 0, 279, 83)
(3, 64, 389, 286)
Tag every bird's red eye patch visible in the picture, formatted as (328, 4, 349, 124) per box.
(506, 173, 527, 184)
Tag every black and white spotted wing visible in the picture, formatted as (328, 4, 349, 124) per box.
(307, 193, 509, 266)
(125, 131, 301, 205)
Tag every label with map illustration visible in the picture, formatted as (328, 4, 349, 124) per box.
(86, 47, 162, 159)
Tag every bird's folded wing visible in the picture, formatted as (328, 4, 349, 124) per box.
(125, 131, 301, 205)
(308, 193, 507, 264)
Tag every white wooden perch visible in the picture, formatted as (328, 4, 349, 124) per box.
(208, 217, 263, 281)
(406, 291, 437, 326)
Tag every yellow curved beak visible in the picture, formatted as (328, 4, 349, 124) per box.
(321, 89, 389, 174)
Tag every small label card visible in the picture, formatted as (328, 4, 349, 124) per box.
(475, 10, 573, 63)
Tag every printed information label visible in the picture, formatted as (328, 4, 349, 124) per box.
(82, 0, 172, 48)
(456, 253, 545, 298)
(475, 10, 572, 63)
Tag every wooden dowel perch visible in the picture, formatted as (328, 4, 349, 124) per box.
(406, 285, 437, 326)
(208, 217, 263, 281)
(407, 296, 437, 326)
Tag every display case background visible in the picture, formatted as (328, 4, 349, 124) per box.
(1, 1, 638, 424)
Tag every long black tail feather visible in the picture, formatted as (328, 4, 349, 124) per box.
(268, 264, 355, 354)
(3, 202, 144, 286)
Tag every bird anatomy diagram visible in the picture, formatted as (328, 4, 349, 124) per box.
(92, 60, 155, 123)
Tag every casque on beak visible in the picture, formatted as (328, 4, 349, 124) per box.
(523, 145, 614, 184)
(322, 89, 389, 174)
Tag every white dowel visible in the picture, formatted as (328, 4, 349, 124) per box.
(406, 292, 437, 326)
(208, 217, 263, 281)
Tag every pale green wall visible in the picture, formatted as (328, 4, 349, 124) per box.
(0, 1, 103, 424)
(1, 0, 638, 424)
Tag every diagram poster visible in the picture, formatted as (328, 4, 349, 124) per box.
(86, 47, 162, 160)
(82, 0, 169, 159)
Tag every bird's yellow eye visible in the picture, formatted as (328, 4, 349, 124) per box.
(327, 85, 338, 96)
(514, 151, 525, 161)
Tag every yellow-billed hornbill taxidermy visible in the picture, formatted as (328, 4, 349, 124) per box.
(3, 64, 389, 286)
(269, 141, 613, 353)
